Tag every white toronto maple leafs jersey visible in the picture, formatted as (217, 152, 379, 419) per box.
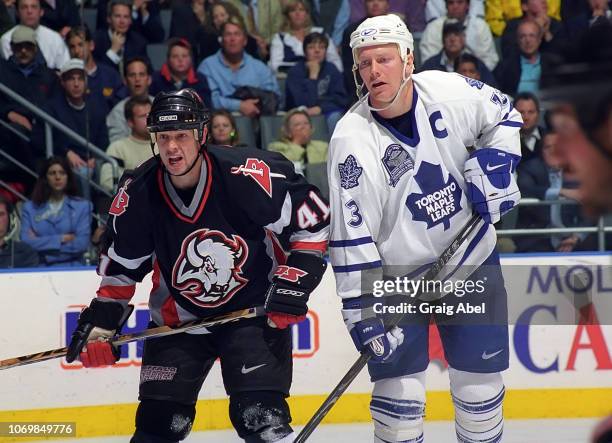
(328, 70, 522, 300)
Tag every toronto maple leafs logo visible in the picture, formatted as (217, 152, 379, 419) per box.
(338, 155, 363, 189)
(382, 144, 414, 187)
(405, 162, 462, 230)
(172, 229, 249, 308)
(462, 76, 484, 90)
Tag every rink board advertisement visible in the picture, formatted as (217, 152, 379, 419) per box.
(0, 253, 611, 438)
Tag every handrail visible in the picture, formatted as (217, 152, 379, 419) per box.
(0, 120, 30, 142)
(0, 82, 120, 189)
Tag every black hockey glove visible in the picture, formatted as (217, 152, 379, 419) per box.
(66, 299, 132, 367)
(264, 252, 327, 329)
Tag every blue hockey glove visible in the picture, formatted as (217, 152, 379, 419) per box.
(464, 148, 521, 224)
(342, 298, 404, 363)
(264, 252, 327, 329)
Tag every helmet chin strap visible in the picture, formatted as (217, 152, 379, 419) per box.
(353, 58, 414, 113)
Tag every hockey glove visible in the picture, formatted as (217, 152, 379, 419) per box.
(264, 252, 327, 329)
(66, 299, 132, 367)
(464, 148, 521, 224)
(342, 298, 404, 363)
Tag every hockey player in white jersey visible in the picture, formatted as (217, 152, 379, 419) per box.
(328, 14, 522, 443)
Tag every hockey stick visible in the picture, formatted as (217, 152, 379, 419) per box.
(294, 213, 482, 442)
(0, 306, 265, 371)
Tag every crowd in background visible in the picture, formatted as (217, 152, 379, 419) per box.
(0, 0, 611, 268)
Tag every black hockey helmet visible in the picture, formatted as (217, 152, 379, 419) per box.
(147, 88, 210, 142)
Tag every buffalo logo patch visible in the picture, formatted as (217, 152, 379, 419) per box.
(231, 158, 286, 197)
(382, 144, 414, 187)
(172, 229, 249, 308)
(338, 155, 363, 190)
(109, 178, 132, 216)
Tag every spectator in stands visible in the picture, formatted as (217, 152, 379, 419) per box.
(194, 2, 265, 63)
(20, 156, 92, 266)
(100, 96, 152, 192)
(268, 108, 329, 196)
(349, 0, 426, 33)
(198, 17, 280, 118)
(494, 19, 558, 97)
(419, 19, 497, 86)
(454, 53, 496, 86)
(420, 0, 498, 71)
(96, 0, 165, 43)
(426, 0, 484, 22)
(308, 0, 349, 47)
(107, 56, 153, 142)
(515, 131, 588, 252)
(486, 0, 561, 37)
(93, 0, 147, 72)
(208, 109, 248, 147)
(514, 92, 545, 162)
(66, 26, 124, 110)
(561, 0, 612, 51)
(342, 0, 390, 100)
(285, 32, 348, 133)
(501, 0, 563, 59)
(0, 0, 15, 36)
(38, 59, 109, 200)
(150, 38, 211, 107)
(0, 196, 39, 268)
(39, 0, 79, 36)
(0, 0, 69, 69)
(0, 25, 57, 142)
(169, 0, 211, 60)
(269, 0, 342, 74)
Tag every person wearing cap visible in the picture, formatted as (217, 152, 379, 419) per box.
(329, 13, 522, 442)
(34, 58, 109, 200)
(0, 24, 57, 178)
(419, 19, 497, 87)
(66, 25, 124, 110)
(0, 0, 69, 70)
(65, 88, 329, 442)
(420, 0, 498, 71)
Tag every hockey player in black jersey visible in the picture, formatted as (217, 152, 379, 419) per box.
(65, 89, 330, 442)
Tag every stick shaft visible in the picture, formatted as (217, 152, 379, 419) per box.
(0, 306, 264, 370)
(295, 214, 481, 442)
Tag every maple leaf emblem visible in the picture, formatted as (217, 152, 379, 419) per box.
(405, 162, 463, 230)
(338, 155, 363, 190)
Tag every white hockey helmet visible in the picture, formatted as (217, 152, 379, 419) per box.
(350, 14, 414, 67)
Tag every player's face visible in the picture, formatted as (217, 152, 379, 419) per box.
(0, 203, 8, 239)
(211, 115, 233, 145)
(552, 109, 612, 217)
(46, 163, 68, 193)
(456, 61, 480, 80)
(156, 129, 201, 175)
(168, 45, 192, 75)
(515, 98, 539, 132)
(357, 44, 409, 107)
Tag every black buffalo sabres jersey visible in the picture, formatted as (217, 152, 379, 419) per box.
(97, 146, 330, 326)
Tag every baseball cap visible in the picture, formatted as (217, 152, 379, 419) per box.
(442, 19, 466, 37)
(60, 58, 85, 75)
(11, 25, 37, 45)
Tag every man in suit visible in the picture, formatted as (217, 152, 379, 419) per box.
(93, 0, 147, 72)
(515, 131, 589, 252)
(514, 91, 545, 162)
